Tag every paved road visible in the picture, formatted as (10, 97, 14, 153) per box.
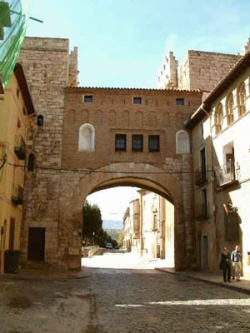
(1, 252, 250, 333)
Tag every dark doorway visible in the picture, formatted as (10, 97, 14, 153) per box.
(28, 228, 45, 261)
(201, 235, 208, 270)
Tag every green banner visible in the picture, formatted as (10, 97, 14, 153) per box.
(0, 0, 31, 89)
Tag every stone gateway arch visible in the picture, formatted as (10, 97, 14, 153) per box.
(19, 38, 203, 271)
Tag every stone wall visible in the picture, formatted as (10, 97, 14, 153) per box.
(157, 52, 178, 89)
(179, 51, 241, 92)
(158, 50, 241, 92)
(243, 38, 250, 55)
(19, 37, 71, 267)
(68, 47, 79, 87)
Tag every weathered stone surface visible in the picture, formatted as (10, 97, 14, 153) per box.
(19, 37, 202, 271)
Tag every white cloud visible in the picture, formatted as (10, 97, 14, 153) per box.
(87, 187, 140, 222)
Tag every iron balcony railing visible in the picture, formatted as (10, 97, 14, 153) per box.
(196, 202, 210, 221)
(195, 167, 207, 185)
(11, 184, 24, 205)
(215, 160, 236, 186)
(14, 135, 26, 160)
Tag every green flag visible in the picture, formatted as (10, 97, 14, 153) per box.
(0, 0, 31, 90)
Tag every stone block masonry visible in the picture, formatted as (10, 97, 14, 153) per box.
(19, 37, 73, 268)
(158, 49, 241, 93)
(18, 37, 203, 271)
(179, 51, 241, 92)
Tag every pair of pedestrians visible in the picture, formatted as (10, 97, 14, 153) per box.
(220, 245, 242, 283)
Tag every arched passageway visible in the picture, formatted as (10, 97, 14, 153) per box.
(58, 162, 195, 271)
(85, 185, 175, 267)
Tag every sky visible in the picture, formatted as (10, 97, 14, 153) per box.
(26, 0, 250, 89)
(25, 0, 250, 223)
(87, 187, 140, 223)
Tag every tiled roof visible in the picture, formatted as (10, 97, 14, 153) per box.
(65, 86, 201, 93)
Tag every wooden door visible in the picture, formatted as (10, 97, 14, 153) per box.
(28, 228, 45, 261)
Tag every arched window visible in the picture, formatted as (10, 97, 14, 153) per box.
(27, 153, 35, 171)
(78, 123, 95, 151)
(214, 103, 223, 135)
(37, 115, 44, 127)
(176, 130, 190, 154)
(237, 82, 246, 117)
(226, 93, 234, 125)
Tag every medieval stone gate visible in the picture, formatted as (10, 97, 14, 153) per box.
(19, 37, 203, 271)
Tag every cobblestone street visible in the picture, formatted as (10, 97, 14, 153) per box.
(1, 252, 250, 333)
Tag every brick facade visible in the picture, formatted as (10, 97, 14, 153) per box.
(18, 37, 203, 270)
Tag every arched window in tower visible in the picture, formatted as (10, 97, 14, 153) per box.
(237, 81, 246, 117)
(78, 123, 95, 151)
(27, 153, 35, 171)
(176, 130, 190, 154)
(226, 93, 234, 125)
(214, 103, 223, 135)
(37, 115, 44, 127)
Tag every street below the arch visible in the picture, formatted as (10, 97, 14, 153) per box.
(1, 251, 250, 333)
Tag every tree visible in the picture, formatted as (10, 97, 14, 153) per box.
(82, 201, 118, 247)
(82, 201, 102, 244)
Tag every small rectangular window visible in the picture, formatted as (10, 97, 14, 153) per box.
(115, 134, 126, 151)
(176, 98, 184, 106)
(83, 95, 93, 103)
(149, 135, 160, 152)
(133, 97, 142, 105)
(200, 123, 204, 138)
(132, 134, 143, 152)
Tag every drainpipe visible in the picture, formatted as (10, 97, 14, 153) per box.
(139, 191, 143, 256)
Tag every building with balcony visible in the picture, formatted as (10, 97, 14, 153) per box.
(0, 63, 35, 274)
(186, 48, 250, 275)
(123, 190, 174, 266)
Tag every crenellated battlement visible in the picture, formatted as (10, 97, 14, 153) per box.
(157, 52, 178, 89)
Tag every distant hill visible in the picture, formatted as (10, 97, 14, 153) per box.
(104, 229, 123, 242)
(103, 220, 123, 230)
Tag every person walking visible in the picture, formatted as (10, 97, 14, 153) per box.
(220, 247, 231, 283)
(231, 245, 242, 281)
